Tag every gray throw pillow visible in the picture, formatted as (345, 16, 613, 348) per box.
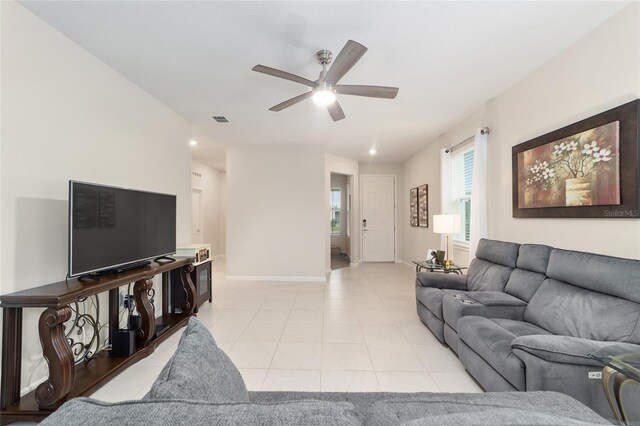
(148, 317, 249, 403)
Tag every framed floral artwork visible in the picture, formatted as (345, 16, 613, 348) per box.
(410, 187, 418, 226)
(513, 99, 639, 218)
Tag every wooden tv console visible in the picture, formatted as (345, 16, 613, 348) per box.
(0, 257, 196, 425)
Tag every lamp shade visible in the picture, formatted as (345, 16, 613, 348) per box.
(432, 214, 461, 234)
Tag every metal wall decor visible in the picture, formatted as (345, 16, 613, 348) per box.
(513, 99, 639, 218)
(418, 184, 429, 227)
(410, 187, 418, 226)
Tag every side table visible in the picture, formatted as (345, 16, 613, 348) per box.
(412, 261, 466, 275)
(589, 348, 640, 424)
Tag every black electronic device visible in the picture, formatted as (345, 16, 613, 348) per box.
(111, 330, 136, 358)
(68, 181, 176, 278)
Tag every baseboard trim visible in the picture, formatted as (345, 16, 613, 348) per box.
(400, 260, 414, 269)
(225, 275, 326, 282)
(349, 262, 360, 267)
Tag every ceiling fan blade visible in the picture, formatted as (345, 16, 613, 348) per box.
(336, 85, 399, 99)
(269, 91, 313, 112)
(324, 40, 368, 86)
(252, 65, 315, 87)
(327, 101, 345, 122)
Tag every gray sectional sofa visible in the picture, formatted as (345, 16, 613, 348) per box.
(416, 238, 640, 419)
(42, 317, 609, 425)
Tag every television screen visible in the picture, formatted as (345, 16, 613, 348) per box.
(69, 181, 176, 277)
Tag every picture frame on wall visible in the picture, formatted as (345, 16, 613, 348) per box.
(410, 187, 418, 226)
(418, 184, 428, 227)
(512, 99, 639, 219)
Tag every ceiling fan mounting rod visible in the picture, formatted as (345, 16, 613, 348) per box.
(316, 49, 332, 83)
(316, 49, 333, 66)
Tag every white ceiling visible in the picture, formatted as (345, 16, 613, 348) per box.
(20, 1, 630, 169)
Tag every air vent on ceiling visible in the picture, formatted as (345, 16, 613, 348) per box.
(211, 115, 230, 123)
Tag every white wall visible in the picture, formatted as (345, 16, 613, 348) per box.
(402, 139, 452, 264)
(191, 161, 226, 256)
(219, 172, 227, 255)
(1, 1, 192, 395)
(330, 174, 349, 254)
(325, 154, 359, 271)
(402, 3, 640, 264)
(226, 144, 326, 280)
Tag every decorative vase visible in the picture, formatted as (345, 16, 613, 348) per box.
(565, 177, 593, 206)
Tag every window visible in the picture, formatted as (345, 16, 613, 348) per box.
(450, 146, 474, 244)
(331, 188, 341, 234)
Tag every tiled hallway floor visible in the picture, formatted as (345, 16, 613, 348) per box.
(91, 259, 481, 401)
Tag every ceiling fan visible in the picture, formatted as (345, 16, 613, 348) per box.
(252, 40, 399, 121)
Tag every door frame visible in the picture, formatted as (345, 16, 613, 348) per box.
(359, 174, 397, 263)
(191, 186, 204, 243)
(328, 172, 356, 271)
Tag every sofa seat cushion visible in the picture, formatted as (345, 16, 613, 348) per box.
(40, 398, 361, 426)
(416, 287, 463, 320)
(148, 317, 249, 403)
(458, 317, 550, 390)
(443, 292, 527, 332)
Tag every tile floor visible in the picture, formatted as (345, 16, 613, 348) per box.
(91, 259, 481, 401)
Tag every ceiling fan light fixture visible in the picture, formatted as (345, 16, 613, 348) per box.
(312, 88, 336, 106)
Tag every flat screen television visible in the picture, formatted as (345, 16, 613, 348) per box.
(69, 181, 177, 277)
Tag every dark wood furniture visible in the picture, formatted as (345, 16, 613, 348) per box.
(0, 257, 196, 425)
(171, 260, 212, 313)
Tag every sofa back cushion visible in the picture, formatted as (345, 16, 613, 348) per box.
(524, 249, 640, 343)
(467, 239, 520, 292)
(148, 317, 249, 403)
(41, 398, 361, 426)
(504, 244, 552, 302)
(547, 249, 640, 303)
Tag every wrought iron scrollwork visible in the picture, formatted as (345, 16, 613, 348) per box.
(64, 295, 105, 364)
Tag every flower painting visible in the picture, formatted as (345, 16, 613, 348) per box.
(517, 121, 620, 208)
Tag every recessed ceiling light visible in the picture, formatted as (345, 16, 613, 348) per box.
(369, 148, 377, 155)
(190, 140, 198, 146)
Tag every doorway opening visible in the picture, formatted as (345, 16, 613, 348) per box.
(330, 173, 352, 270)
(191, 187, 203, 244)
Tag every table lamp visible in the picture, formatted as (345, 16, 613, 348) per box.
(433, 214, 461, 269)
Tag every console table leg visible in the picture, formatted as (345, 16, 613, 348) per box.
(179, 264, 196, 314)
(35, 307, 74, 409)
(1, 308, 22, 409)
(134, 279, 156, 346)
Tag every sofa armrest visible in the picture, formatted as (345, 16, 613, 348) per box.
(443, 292, 527, 331)
(415, 272, 467, 290)
(511, 335, 640, 367)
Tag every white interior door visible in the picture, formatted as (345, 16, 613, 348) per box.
(361, 175, 395, 262)
(192, 188, 203, 243)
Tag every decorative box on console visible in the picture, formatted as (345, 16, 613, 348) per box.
(176, 244, 211, 265)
